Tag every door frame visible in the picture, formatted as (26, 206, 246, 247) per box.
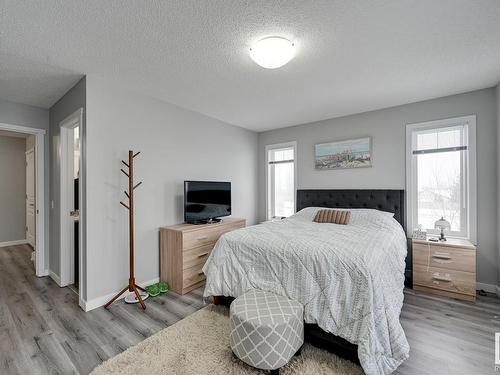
(0, 122, 46, 276)
(59, 109, 83, 288)
(25, 147, 36, 248)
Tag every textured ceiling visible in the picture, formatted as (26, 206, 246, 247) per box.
(1, 0, 500, 131)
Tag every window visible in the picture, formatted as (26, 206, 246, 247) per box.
(406, 116, 476, 241)
(266, 142, 296, 220)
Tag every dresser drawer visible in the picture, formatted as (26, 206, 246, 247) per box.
(183, 264, 206, 289)
(183, 224, 241, 249)
(183, 244, 213, 270)
(413, 243, 475, 273)
(161, 218, 246, 294)
(413, 265, 475, 296)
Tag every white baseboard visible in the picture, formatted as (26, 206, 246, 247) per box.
(38, 269, 50, 277)
(80, 277, 160, 312)
(476, 282, 497, 294)
(0, 239, 28, 247)
(49, 271, 62, 287)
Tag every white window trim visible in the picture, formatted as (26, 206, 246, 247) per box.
(265, 141, 297, 220)
(405, 115, 477, 243)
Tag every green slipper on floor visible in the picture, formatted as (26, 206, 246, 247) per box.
(158, 281, 169, 293)
(146, 284, 160, 297)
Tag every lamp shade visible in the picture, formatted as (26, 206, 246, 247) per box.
(434, 217, 450, 230)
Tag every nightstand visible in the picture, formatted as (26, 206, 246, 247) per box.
(412, 238, 476, 301)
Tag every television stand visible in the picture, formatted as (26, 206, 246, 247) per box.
(191, 218, 222, 225)
(159, 217, 246, 294)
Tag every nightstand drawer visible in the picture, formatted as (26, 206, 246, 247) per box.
(413, 265, 475, 296)
(413, 243, 475, 273)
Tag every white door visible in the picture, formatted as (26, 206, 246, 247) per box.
(26, 149, 36, 247)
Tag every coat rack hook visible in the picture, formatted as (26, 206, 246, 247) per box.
(121, 160, 129, 168)
(120, 201, 130, 210)
(133, 181, 142, 190)
(121, 169, 129, 177)
(133, 151, 141, 158)
(124, 191, 130, 198)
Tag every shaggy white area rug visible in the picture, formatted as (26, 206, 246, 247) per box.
(91, 305, 362, 375)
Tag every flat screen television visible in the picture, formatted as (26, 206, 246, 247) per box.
(184, 181, 231, 224)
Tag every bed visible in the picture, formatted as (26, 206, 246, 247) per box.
(203, 189, 410, 374)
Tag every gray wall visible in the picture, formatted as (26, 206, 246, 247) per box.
(0, 99, 49, 269)
(85, 75, 258, 302)
(49, 77, 86, 290)
(258, 88, 498, 286)
(497, 83, 500, 288)
(0, 136, 26, 242)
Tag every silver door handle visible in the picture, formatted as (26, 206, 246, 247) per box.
(70, 210, 79, 217)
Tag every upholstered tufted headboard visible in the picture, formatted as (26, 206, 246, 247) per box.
(296, 189, 405, 231)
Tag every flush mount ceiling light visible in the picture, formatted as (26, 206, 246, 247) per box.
(249, 37, 295, 69)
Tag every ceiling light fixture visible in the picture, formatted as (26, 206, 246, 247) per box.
(249, 37, 295, 69)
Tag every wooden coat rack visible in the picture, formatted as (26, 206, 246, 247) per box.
(105, 150, 146, 309)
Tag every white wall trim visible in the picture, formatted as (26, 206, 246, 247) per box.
(0, 122, 46, 277)
(59, 108, 83, 290)
(79, 277, 160, 312)
(476, 282, 498, 294)
(50, 270, 62, 287)
(0, 239, 29, 247)
(496, 285, 500, 298)
(40, 269, 49, 277)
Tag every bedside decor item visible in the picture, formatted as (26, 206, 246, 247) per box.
(434, 217, 451, 241)
(105, 150, 148, 309)
(412, 225, 427, 240)
(315, 137, 371, 170)
(412, 238, 476, 301)
(230, 290, 304, 374)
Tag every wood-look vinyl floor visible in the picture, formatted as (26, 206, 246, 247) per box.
(1, 244, 498, 375)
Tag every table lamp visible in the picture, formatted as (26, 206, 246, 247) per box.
(434, 217, 451, 241)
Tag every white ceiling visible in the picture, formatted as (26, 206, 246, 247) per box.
(1, 0, 500, 132)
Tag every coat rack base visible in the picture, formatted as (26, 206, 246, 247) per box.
(104, 279, 147, 309)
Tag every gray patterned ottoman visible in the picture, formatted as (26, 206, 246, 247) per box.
(229, 290, 304, 374)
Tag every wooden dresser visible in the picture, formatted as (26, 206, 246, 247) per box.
(412, 238, 476, 301)
(160, 218, 246, 294)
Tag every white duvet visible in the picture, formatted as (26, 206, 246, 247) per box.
(203, 207, 409, 374)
